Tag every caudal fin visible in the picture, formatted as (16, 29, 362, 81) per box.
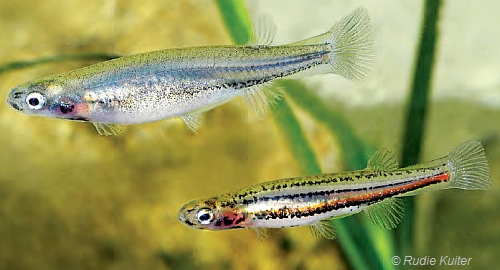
(447, 140, 493, 190)
(327, 7, 375, 80)
(289, 7, 374, 80)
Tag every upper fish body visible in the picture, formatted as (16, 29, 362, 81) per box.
(178, 140, 493, 239)
(6, 8, 374, 135)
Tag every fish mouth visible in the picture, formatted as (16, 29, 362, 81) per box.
(178, 214, 186, 223)
(7, 90, 24, 111)
(6, 99, 22, 111)
(178, 213, 196, 226)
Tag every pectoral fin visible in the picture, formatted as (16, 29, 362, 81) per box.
(180, 112, 202, 132)
(92, 123, 124, 136)
(252, 227, 269, 241)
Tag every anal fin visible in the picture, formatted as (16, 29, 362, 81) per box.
(92, 123, 124, 136)
(364, 198, 404, 230)
(241, 83, 283, 117)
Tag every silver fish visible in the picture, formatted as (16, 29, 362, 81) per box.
(6, 8, 374, 135)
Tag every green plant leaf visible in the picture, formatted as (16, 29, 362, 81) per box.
(397, 0, 442, 256)
(214, 2, 397, 269)
(0, 53, 119, 75)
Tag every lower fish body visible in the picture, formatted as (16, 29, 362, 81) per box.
(178, 140, 492, 239)
(6, 8, 374, 135)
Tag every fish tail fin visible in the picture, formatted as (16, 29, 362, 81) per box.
(447, 140, 493, 190)
(325, 7, 375, 80)
(290, 7, 375, 80)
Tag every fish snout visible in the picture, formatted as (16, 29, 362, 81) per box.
(7, 90, 25, 111)
(178, 213, 185, 222)
(6, 97, 22, 111)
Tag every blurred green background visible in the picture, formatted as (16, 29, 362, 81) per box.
(0, 0, 499, 269)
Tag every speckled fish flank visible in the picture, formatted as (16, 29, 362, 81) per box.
(6, 8, 374, 135)
(178, 141, 492, 239)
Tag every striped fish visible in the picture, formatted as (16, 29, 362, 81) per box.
(178, 140, 493, 239)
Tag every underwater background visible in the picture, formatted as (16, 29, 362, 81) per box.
(0, 0, 499, 269)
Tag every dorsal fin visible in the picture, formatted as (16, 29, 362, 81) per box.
(249, 14, 277, 46)
(364, 198, 404, 230)
(367, 149, 399, 171)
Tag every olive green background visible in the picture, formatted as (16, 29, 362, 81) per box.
(0, 1, 499, 269)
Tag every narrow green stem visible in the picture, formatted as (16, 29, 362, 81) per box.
(397, 0, 442, 256)
(272, 100, 322, 174)
(215, 2, 398, 269)
(214, 0, 254, 45)
(272, 98, 370, 270)
(0, 53, 119, 75)
(282, 80, 395, 270)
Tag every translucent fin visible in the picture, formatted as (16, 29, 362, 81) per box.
(92, 123, 124, 136)
(180, 112, 202, 132)
(309, 220, 336, 240)
(364, 198, 404, 230)
(367, 149, 399, 171)
(249, 14, 276, 46)
(327, 7, 375, 80)
(292, 7, 375, 80)
(447, 140, 493, 190)
(252, 227, 269, 241)
(241, 83, 283, 117)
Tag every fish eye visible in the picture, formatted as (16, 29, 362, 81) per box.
(25, 92, 46, 110)
(196, 208, 214, 225)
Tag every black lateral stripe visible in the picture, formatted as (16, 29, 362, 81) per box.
(246, 178, 419, 205)
(254, 173, 446, 220)
(224, 51, 326, 90)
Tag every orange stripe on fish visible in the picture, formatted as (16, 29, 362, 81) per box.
(179, 141, 492, 239)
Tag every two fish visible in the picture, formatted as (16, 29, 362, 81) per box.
(5, 8, 493, 239)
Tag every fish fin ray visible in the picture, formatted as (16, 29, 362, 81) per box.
(252, 227, 269, 241)
(367, 148, 399, 171)
(309, 220, 336, 240)
(180, 112, 203, 132)
(447, 140, 493, 190)
(179, 98, 234, 132)
(92, 123, 124, 136)
(291, 7, 375, 80)
(241, 82, 283, 117)
(327, 7, 375, 80)
(249, 14, 276, 46)
(364, 198, 404, 230)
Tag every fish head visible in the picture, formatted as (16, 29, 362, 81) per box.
(178, 199, 221, 230)
(7, 79, 91, 122)
(178, 198, 247, 231)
